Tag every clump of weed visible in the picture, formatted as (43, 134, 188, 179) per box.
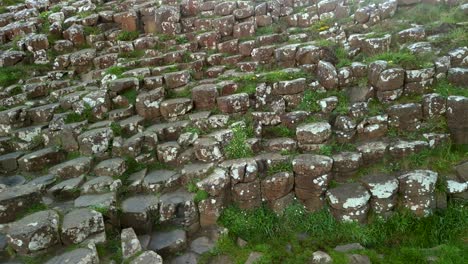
(211, 200, 468, 263)
(121, 89, 137, 104)
(116, 31, 139, 41)
(297, 89, 349, 115)
(105, 66, 127, 78)
(433, 79, 468, 98)
(225, 124, 254, 159)
(366, 50, 434, 69)
(267, 161, 293, 176)
(262, 124, 295, 138)
(110, 122, 123, 137)
(64, 104, 93, 124)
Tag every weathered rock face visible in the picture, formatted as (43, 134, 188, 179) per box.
(293, 154, 333, 211)
(360, 174, 399, 216)
(61, 208, 105, 245)
(326, 183, 371, 223)
(446, 96, 468, 144)
(45, 243, 100, 264)
(121, 195, 159, 234)
(0, 184, 42, 223)
(398, 170, 438, 216)
(7, 210, 60, 254)
(78, 128, 113, 156)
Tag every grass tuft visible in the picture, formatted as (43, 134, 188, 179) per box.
(225, 124, 254, 159)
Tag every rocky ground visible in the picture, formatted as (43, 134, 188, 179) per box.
(0, 0, 467, 263)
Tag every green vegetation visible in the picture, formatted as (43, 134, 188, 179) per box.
(194, 190, 209, 203)
(225, 69, 309, 95)
(225, 124, 254, 159)
(183, 126, 203, 135)
(96, 229, 123, 263)
(298, 89, 349, 115)
(84, 26, 101, 35)
(186, 179, 209, 203)
(16, 203, 48, 220)
(175, 36, 189, 44)
(395, 3, 465, 25)
(166, 86, 192, 99)
(66, 151, 81, 160)
(90, 204, 109, 215)
(318, 142, 356, 156)
(64, 104, 93, 124)
(366, 50, 434, 69)
(76, 11, 93, 19)
(335, 47, 352, 68)
(110, 122, 123, 137)
(262, 124, 295, 138)
(433, 79, 468, 98)
(431, 27, 467, 54)
(116, 31, 139, 41)
(0, 64, 50, 87)
(105, 66, 128, 78)
(201, 201, 468, 264)
(9, 85, 23, 96)
(358, 143, 467, 178)
(256, 24, 283, 36)
(266, 161, 293, 176)
(122, 89, 137, 104)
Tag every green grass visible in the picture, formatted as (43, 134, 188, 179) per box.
(430, 27, 467, 54)
(366, 51, 434, 69)
(110, 122, 123, 137)
(225, 124, 254, 159)
(433, 79, 468, 98)
(335, 47, 352, 68)
(263, 124, 295, 138)
(122, 89, 137, 104)
(297, 89, 349, 115)
(64, 104, 92, 124)
(194, 190, 209, 203)
(266, 161, 293, 176)
(203, 201, 468, 264)
(358, 143, 467, 178)
(166, 86, 192, 99)
(16, 203, 48, 220)
(66, 151, 81, 160)
(0, 64, 50, 87)
(225, 69, 309, 95)
(186, 179, 209, 203)
(116, 31, 139, 41)
(105, 66, 128, 77)
(84, 26, 101, 35)
(183, 126, 203, 135)
(318, 142, 356, 156)
(96, 229, 123, 263)
(175, 36, 189, 44)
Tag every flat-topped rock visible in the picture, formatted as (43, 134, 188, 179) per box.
(326, 183, 371, 211)
(398, 170, 438, 196)
(0, 184, 42, 223)
(61, 208, 105, 245)
(49, 157, 92, 179)
(148, 229, 187, 256)
(45, 244, 99, 264)
(143, 170, 181, 193)
(121, 195, 159, 234)
(130, 250, 163, 264)
(18, 147, 64, 172)
(7, 210, 60, 255)
(292, 154, 333, 177)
